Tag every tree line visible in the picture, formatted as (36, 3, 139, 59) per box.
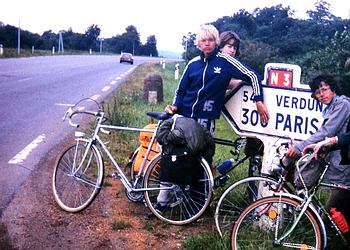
(183, 0, 350, 96)
(0, 23, 158, 57)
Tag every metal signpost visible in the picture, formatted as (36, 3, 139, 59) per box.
(222, 63, 325, 172)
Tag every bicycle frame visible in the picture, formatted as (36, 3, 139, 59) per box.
(270, 191, 328, 248)
(270, 159, 350, 248)
(72, 113, 177, 194)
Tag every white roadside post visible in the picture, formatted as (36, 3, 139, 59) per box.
(52, 46, 55, 54)
(0, 44, 3, 56)
(222, 63, 324, 195)
(175, 63, 179, 80)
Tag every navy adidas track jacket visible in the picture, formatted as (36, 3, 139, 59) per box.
(173, 49, 263, 120)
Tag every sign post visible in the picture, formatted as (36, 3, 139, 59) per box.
(222, 63, 324, 173)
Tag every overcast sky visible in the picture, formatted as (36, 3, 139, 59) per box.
(1, 0, 349, 53)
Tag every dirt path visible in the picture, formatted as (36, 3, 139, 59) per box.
(0, 139, 214, 250)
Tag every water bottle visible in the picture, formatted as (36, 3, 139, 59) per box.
(270, 155, 284, 176)
(217, 159, 234, 174)
(330, 207, 349, 233)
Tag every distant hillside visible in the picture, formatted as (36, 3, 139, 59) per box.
(158, 50, 182, 59)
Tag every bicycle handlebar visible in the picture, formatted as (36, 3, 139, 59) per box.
(62, 107, 103, 128)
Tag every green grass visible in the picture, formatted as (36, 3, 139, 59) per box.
(182, 232, 230, 250)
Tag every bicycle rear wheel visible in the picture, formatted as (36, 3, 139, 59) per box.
(215, 176, 289, 237)
(231, 196, 323, 249)
(143, 155, 214, 225)
(52, 140, 104, 212)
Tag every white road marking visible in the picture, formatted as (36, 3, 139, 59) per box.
(115, 77, 122, 80)
(8, 134, 46, 165)
(102, 86, 110, 92)
(90, 94, 100, 101)
(18, 77, 31, 82)
(55, 103, 74, 107)
(110, 80, 117, 85)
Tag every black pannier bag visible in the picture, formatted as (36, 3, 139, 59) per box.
(156, 115, 215, 185)
(159, 146, 203, 185)
(294, 153, 327, 190)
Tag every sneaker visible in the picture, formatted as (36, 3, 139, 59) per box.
(154, 202, 167, 214)
(147, 203, 167, 219)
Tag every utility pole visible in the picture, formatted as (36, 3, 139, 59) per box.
(17, 20, 20, 55)
(98, 38, 104, 54)
(58, 31, 64, 53)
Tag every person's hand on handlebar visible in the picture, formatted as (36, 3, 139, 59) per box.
(164, 105, 178, 114)
(311, 137, 336, 159)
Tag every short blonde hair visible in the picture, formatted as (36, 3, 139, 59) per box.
(195, 24, 220, 49)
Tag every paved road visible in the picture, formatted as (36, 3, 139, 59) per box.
(0, 55, 162, 216)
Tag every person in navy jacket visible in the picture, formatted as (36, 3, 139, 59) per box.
(165, 24, 267, 134)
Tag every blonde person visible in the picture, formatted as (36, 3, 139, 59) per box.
(165, 25, 266, 132)
(156, 24, 267, 212)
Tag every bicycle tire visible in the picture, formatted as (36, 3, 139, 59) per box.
(215, 176, 290, 237)
(143, 154, 214, 225)
(52, 140, 104, 212)
(231, 196, 323, 249)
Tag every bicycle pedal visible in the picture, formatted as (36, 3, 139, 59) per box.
(170, 198, 183, 208)
(111, 172, 120, 179)
(214, 175, 229, 188)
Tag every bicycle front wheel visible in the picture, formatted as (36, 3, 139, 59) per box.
(143, 155, 214, 225)
(231, 196, 323, 250)
(215, 176, 290, 237)
(52, 140, 104, 212)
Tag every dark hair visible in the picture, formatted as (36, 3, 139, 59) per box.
(219, 31, 240, 56)
(309, 71, 340, 98)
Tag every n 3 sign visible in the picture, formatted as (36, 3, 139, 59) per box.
(222, 63, 325, 141)
(267, 67, 293, 88)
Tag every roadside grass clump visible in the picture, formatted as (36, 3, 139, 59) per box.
(110, 219, 132, 230)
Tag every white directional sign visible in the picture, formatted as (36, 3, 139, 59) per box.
(222, 63, 325, 142)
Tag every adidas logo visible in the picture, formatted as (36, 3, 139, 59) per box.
(214, 67, 221, 74)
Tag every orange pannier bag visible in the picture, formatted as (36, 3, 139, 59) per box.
(133, 124, 161, 174)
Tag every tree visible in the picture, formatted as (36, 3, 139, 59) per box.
(181, 32, 198, 61)
(307, 0, 337, 23)
(121, 25, 141, 54)
(37, 30, 57, 50)
(85, 24, 101, 51)
(141, 35, 158, 57)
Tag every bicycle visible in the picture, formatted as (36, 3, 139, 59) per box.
(214, 139, 295, 237)
(52, 98, 214, 225)
(230, 149, 349, 249)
